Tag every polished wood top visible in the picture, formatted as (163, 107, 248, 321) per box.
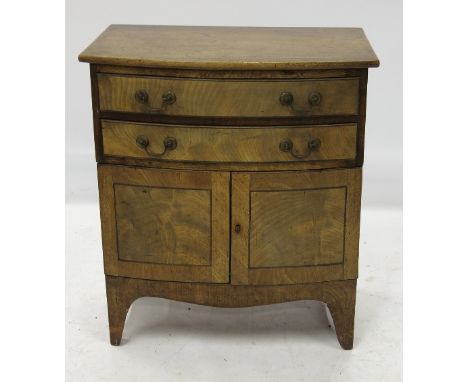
(79, 25, 379, 70)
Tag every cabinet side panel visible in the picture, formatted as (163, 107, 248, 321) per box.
(97, 165, 119, 274)
(356, 69, 368, 166)
(343, 168, 362, 279)
(91, 64, 104, 162)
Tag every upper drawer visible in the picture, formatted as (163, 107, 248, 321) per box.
(97, 74, 360, 117)
(101, 120, 357, 163)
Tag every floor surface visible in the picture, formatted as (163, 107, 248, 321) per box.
(66, 204, 402, 382)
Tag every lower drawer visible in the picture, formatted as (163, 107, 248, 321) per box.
(101, 120, 357, 163)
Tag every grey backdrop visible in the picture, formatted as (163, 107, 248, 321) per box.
(66, 0, 402, 208)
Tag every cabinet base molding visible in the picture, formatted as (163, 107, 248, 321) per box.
(105, 275, 356, 349)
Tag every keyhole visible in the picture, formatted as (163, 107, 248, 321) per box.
(234, 224, 241, 233)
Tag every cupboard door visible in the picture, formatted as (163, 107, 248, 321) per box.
(231, 168, 362, 285)
(98, 165, 230, 283)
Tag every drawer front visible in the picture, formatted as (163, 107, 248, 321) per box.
(97, 74, 359, 117)
(102, 120, 357, 163)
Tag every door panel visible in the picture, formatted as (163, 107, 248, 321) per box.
(98, 165, 230, 283)
(249, 187, 346, 268)
(231, 168, 362, 285)
(114, 184, 211, 265)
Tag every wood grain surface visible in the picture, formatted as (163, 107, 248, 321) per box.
(101, 120, 357, 163)
(80, 25, 378, 350)
(105, 276, 357, 349)
(95, 64, 363, 79)
(114, 184, 211, 265)
(231, 168, 362, 285)
(249, 187, 346, 268)
(79, 25, 379, 70)
(98, 165, 230, 283)
(97, 74, 360, 117)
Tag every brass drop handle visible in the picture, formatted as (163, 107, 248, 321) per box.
(279, 91, 322, 113)
(279, 138, 321, 159)
(135, 135, 177, 158)
(134, 89, 176, 113)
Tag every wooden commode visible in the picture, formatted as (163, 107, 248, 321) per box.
(79, 25, 379, 349)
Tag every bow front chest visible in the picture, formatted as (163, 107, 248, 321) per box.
(79, 25, 379, 349)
